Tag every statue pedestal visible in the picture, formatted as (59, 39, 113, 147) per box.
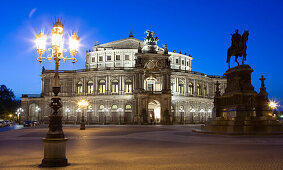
(195, 65, 283, 135)
(41, 138, 68, 167)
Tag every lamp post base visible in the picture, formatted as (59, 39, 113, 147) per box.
(41, 138, 68, 167)
(80, 123, 85, 130)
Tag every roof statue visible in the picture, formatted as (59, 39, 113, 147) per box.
(227, 29, 249, 69)
(142, 30, 159, 53)
(129, 30, 134, 37)
(144, 30, 158, 45)
(163, 44, 168, 55)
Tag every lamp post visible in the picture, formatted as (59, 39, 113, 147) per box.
(16, 108, 24, 123)
(35, 19, 80, 167)
(102, 108, 109, 125)
(65, 108, 70, 123)
(117, 108, 124, 125)
(35, 106, 41, 122)
(77, 99, 89, 130)
(179, 108, 185, 125)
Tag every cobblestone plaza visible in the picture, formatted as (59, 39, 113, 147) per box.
(1, 126, 283, 169)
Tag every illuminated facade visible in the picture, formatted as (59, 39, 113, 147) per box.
(21, 31, 226, 124)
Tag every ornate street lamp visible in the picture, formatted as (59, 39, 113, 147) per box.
(35, 19, 80, 167)
(77, 99, 89, 130)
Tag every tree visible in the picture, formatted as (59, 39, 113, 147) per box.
(0, 85, 20, 117)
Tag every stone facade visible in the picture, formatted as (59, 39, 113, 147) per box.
(21, 32, 226, 124)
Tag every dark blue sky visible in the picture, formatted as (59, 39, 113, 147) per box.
(0, 0, 282, 110)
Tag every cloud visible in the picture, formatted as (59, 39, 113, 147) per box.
(29, 8, 37, 18)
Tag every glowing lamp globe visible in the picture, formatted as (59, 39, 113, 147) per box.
(51, 20, 64, 49)
(69, 33, 80, 56)
(35, 31, 47, 55)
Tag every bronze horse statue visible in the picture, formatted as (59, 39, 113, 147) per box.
(227, 30, 249, 69)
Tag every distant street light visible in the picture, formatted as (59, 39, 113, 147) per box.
(179, 108, 185, 124)
(35, 19, 80, 167)
(102, 108, 109, 125)
(269, 100, 279, 110)
(269, 100, 279, 117)
(65, 108, 70, 122)
(16, 108, 24, 123)
(117, 108, 124, 125)
(77, 99, 89, 130)
(35, 106, 41, 121)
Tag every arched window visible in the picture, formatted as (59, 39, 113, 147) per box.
(98, 80, 106, 93)
(197, 84, 201, 96)
(178, 81, 184, 94)
(111, 79, 119, 93)
(125, 79, 132, 93)
(112, 104, 118, 110)
(87, 81, 94, 94)
(189, 82, 194, 95)
(203, 85, 207, 96)
(77, 81, 82, 94)
(125, 104, 132, 110)
(99, 105, 104, 110)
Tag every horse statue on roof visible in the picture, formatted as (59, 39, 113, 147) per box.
(227, 29, 249, 69)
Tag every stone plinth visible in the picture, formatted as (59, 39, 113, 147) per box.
(195, 65, 283, 135)
(41, 138, 68, 167)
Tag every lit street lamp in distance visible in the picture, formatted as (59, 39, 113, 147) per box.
(16, 108, 24, 123)
(65, 108, 70, 122)
(102, 108, 109, 125)
(117, 108, 124, 125)
(269, 100, 279, 110)
(35, 19, 80, 167)
(77, 99, 89, 130)
(268, 100, 280, 117)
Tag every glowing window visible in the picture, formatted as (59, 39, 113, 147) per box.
(88, 105, 93, 110)
(112, 104, 118, 110)
(99, 105, 104, 110)
(125, 104, 132, 110)
(98, 80, 106, 93)
(77, 82, 82, 94)
(87, 81, 94, 94)
(111, 80, 119, 93)
(179, 81, 184, 94)
(189, 83, 194, 95)
(197, 84, 201, 96)
(125, 80, 132, 93)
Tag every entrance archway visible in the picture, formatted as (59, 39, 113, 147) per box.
(148, 100, 161, 124)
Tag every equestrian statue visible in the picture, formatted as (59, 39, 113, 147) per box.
(227, 29, 249, 69)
